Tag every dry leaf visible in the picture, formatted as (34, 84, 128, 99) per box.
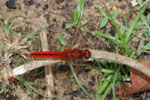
(118, 59, 150, 99)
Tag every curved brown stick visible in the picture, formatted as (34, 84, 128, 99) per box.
(90, 49, 150, 78)
(12, 60, 61, 76)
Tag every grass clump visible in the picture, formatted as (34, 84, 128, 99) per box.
(85, 3, 149, 100)
(65, 0, 87, 28)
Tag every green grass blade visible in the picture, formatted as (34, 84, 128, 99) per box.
(101, 69, 115, 74)
(0, 19, 12, 35)
(112, 85, 117, 100)
(96, 75, 112, 95)
(3, 15, 26, 35)
(0, 19, 5, 31)
(86, 30, 121, 45)
(95, 76, 106, 100)
(144, 43, 150, 50)
(76, 0, 84, 27)
(95, 58, 103, 70)
(78, 0, 84, 18)
(100, 17, 108, 28)
(73, 10, 79, 24)
(101, 82, 113, 100)
(147, 14, 150, 24)
(96, 6, 107, 17)
(80, 20, 87, 26)
(103, 4, 124, 43)
(0, 84, 7, 94)
(73, 0, 85, 27)
(112, 10, 118, 19)
(69, 63, 93, 100)
(112, 71, 120, 100)
(6, 15, 26, 26)
(26, 23, 54, 40)
(137, 0, 143, 6)
(65, 23, 75, 28)
(125, 4, 148, 42)
(21, 79, 56, 98)
(141, 14, 150, 28)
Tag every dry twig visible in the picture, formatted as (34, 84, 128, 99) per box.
(12, 60, 61, 76)
(90, 49, 150, 78)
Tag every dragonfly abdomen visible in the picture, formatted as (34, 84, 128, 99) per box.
(27, 51, 66, 58)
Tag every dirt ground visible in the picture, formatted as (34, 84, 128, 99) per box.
(0, 0, 150, 100)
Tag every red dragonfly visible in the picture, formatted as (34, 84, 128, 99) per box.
(27, 48, 91, 61)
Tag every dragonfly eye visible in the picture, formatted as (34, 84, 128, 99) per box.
(84, 49, 91, 59)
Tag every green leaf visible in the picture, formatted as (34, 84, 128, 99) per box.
(57, 34, 68, 46)
(77, 0, 84, 17)
(65, 23, 75, 29)
(96, 75, 112, 95)
(135, 22, 145, 29)
(144, 43, 150, 50)
(80, 20, 87, 26)
(100, 17, 108, 28)
(86, 30, 121, 45)
(141, 14, 147, 24)
(73, 10, 80, 25)
(0, 84, 7, 94)
(101, 82, 113, 100)
(120, 27, 126, 35)
(141, 14, 150, 28)
(101, 69, 114, 73)
(147, 14, 150, 24)
(55, 47, 66, 51)
(137, 0, 143, 6)
(96, 6, 107, 17)
(112, 10, 118, 19)
(103, 4, 124, 43)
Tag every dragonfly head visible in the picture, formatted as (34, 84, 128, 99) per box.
(84, 49, 91, 59)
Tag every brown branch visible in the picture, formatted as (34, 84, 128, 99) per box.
(90, 49, 150, 78)
(12, 60, 61, 76)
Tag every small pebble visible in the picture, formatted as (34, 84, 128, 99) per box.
(6, 0, 16, 9)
